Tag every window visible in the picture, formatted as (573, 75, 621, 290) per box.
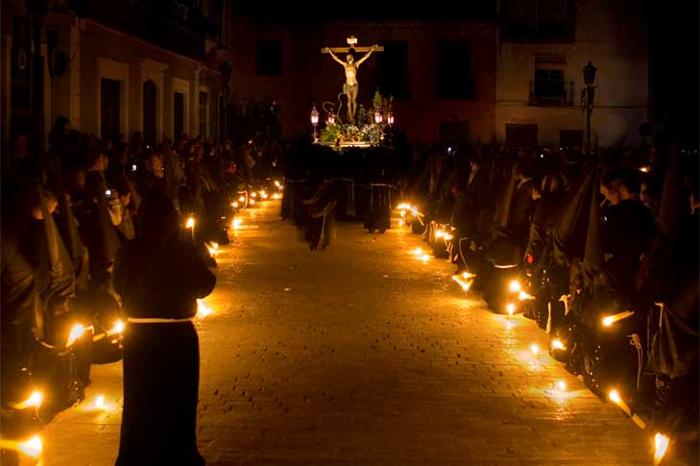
(505, 123, 538, 148)
(437, 41, 474, 99)
(375, 41, 410, 99)
(503, 0, 573, 41)
(101, 78, 121, 142)
(559, 129, 583, 148)
(534, 69, 564, 99)
(530, 55, 572, 105)
(174, 92, 185, 138)
(198, 91, 208, 137)
(256, 40, 282, 76)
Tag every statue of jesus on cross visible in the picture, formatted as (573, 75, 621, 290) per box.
(322, 36, 383, 124)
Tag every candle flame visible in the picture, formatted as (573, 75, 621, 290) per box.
(251, 192, 257, 198)
(185, 217, 195, 229)
(232, 201, 239, 209)
(112, 320, 125, 334)
(197, 300, 214, 318)
(66, 324, 86, 347)
(274, 180, 282, 189)
(412, 247, 424, 257)
(19, 435, 42, 459)
(551, 338, 566, 351)
(420, 253, 430, 263)
(14, 390, 43, 410)
(602, 310, 635, 327)
(95, 395, 106, 409)
(556, 380, 567, 392)
(508, 280, 522, 293)
(608, 388, 622, 405)
(518, 290, 534, 301)
(452, 273, 474, 292)
(530, 344, 540, 355)
(249, 199, 256, 206)
(506, 303, 516, 316)
(238, 195, 246, 203)
(653, 433, 670, 465)
(272, 193, 282, 200)
(232, 218, 243, 230)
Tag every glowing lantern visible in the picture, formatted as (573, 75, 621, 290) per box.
(249, 199, 256, 206)
(238, 195, 246, 203)
(387, 111, 395, 126)
(374, 110, 383, 124)
(505, 303, 516, 316)
(420, 253, 430, 263)
(518, 290, 534, 301)
(530, 344, 540, 355)
(555, 380, 567, 392)
(96, 395, 106, 409)
(232, 218, 243, 231)
(232, 201, 239, 209)
(185, 217, 195, 229)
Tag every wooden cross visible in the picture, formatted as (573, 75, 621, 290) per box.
(321, 36, 384, 55)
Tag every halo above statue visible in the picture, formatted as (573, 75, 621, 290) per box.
(311, 36, 395, 149)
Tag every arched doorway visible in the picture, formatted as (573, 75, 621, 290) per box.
(143, 79, 157, 146)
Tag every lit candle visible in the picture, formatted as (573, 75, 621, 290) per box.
(653, 433, 670, 465)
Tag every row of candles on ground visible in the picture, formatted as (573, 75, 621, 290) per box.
(4, 184, 285, 463)
(2, 390, 119, 461)
(397, 202, 671, 465)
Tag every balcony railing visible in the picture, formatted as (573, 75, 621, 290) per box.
(528, 80, 574, 106)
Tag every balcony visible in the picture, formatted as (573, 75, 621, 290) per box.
(528, 80, 574, 106)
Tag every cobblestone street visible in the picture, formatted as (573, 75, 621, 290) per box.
(41, 200, 655, 465)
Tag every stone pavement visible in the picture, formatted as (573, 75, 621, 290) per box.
(39, 200, 661, 465)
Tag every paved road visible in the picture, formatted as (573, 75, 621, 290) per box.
(40, 200, 656, 465)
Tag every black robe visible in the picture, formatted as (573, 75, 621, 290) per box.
(114, 236, 215, 466)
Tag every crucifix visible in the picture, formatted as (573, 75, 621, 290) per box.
(321, 36, 383, 123)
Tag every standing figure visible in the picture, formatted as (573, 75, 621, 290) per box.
(114, 192, 215, 466)
(323, 45, 378, 123)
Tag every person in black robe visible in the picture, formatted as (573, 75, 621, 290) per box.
(114, 192, 215, 466)
(599, 168, 655, 302)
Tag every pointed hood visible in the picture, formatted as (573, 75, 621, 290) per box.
(552, 163, 597, 265)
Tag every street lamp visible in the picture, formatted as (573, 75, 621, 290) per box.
(310, 104, 319, 142)
(582, 61, 597, 155)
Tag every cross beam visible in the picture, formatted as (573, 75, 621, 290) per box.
(321, 45, 384, 54)
(321, 36, 383, 54)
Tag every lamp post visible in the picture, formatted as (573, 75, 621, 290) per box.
(582, 61, 597, 155)
(310, 104, 319, 142)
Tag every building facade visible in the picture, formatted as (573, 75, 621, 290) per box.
(495, 0, 649, 148)
(229, 0, 649, 148)
(1, 0, 232, 158)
